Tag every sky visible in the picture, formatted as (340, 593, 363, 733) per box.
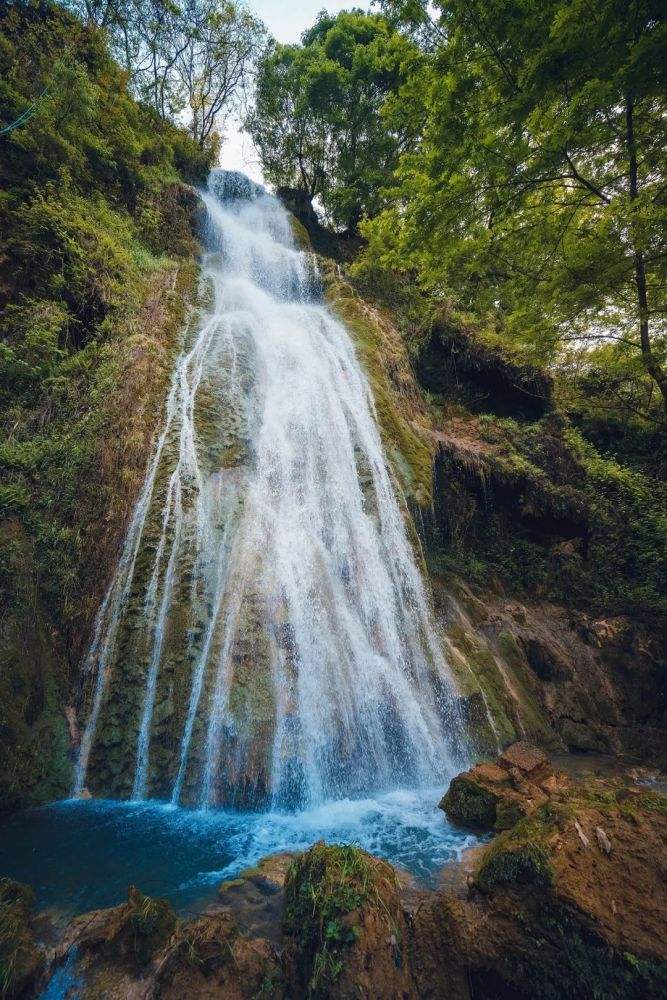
(221, 1, 371, 183)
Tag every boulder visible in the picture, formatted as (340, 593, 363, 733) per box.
(61, 884, 177, 969)
(419, 778, 667, 999)
(154, 911, 284, 1000)
(282, 842, 416, 999)
(440, 742, 554, 830)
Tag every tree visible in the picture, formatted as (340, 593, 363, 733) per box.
(174, 0, 264, 149)
(244, 41, 332, 201)
(66, 0, 264, 147)
(246, 10, 421, 232)
(362, 0, 667, 417)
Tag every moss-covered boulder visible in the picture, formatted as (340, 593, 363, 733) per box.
(440, 742, 554, 831)
(154, 910, 284, 999)
(283, 842, 415, 999)
(0, 878, 45, 999)
(475, 820, 555, 892)
(64, 884, 176, 970)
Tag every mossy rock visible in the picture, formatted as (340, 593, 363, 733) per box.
(125, 886, 177, 965)
(440, 756, 539, 832)
(440, 773, 498, 829)
(0, 878, 45, 999)
(283, 843, 400, 996)
(476, 839, 554, 892)
(474, 803, 557, 893)
(169, 911, 238, 973)
(321, 262, 434, 505)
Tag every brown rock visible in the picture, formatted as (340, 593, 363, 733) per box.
(441, 744, 555, 832)
(498, 741, 551, 781)
(472, 762, 508, 785)
(425, 782, 667, 998)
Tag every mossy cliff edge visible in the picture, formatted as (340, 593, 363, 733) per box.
(315, 241, 665, 766)
(0, 1, 213, 810)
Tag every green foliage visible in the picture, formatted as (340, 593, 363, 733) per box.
(362, 0, 667, 418)
(284, 843, 397, 995)
(431, 408, 666, 620)
(247, 10, 421, 231)
(0, 1, 208, 810)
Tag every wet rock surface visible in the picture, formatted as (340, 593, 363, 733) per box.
(27, 752, 666, 999)
(439, 741, 559, 830)
(437, 576, 666, 767)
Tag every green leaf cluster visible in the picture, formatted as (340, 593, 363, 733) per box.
(360, 0, 667, 421)
(246, 10, 421, 232)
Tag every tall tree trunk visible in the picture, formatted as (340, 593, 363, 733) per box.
(626, 95, 667, 414)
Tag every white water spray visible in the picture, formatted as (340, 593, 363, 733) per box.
(74, 170, 469, 808)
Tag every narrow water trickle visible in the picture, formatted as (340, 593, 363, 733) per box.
(74, 170, 470, 810)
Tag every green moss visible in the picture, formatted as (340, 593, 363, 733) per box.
(477, 839, 554, 892)
(631, 791, 667, 815)
(432, 410, 666, 624)
(614, 789, 667, 823)
(288, 213, 312, 251)
(284, 843, 398, 995)
(0, 879, 43, 999)
(446, 624, 517, 747)
(475, 808, 556, 892)
(441, 774, 497, 829)
(0, 524, 73, 809)
(323, 266, 434, 504)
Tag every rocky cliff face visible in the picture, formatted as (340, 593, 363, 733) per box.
(319, 257, 665, 767)
(0, 188, 201, 811)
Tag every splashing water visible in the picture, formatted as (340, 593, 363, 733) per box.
(0, 794, 481, 918)
(74, 170, 469, 810)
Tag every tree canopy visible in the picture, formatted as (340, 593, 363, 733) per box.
(359, 0, 667, 419)
(246, 9, 421, 232)
(66, 0, 265, 148)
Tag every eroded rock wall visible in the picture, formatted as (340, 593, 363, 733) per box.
(321, 264, 666, 765)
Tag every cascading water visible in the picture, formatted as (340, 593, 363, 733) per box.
(74, 170, 469, 812)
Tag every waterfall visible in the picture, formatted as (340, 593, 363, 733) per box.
(74, 170, 469, 809)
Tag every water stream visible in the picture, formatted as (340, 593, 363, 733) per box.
(2, 172, 477, 917)
(74, 170, 469, 810)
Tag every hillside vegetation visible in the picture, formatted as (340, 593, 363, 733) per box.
(0, 0, 214, 809)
